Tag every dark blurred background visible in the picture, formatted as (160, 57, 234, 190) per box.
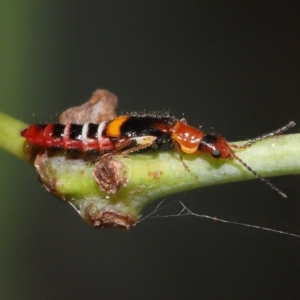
(1, 1, 300, 299)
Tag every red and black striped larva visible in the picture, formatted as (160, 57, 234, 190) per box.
(21, 114, 296, 198)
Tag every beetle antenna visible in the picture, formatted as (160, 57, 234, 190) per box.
(233, 121, 295, 149)
(233, 154, 287, 198)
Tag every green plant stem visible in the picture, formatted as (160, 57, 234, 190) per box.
(0, 111, 26, 159)
(1, 111, 299, 227)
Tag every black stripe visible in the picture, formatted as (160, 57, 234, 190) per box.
(52, 124, 65, 138)
(201, 134, 218, 147)
(69, 124, 83, 140)
(87, 123, 99, 139)
(120, 116, 175, 137)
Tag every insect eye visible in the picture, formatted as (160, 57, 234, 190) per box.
(211, 149, 221, 158)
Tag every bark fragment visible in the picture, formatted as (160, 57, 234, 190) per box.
(84, 203, 136, 229)
(59, 89, 118, 124)
(93, 154, 128, 194)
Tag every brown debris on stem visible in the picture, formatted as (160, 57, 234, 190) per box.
(84, 203, 136, 229)
(93, 154, 128, 194)
(59, 89, 118, 124)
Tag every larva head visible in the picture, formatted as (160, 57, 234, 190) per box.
(200, 134, 287, 198)
(199, 134, 234, 159)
